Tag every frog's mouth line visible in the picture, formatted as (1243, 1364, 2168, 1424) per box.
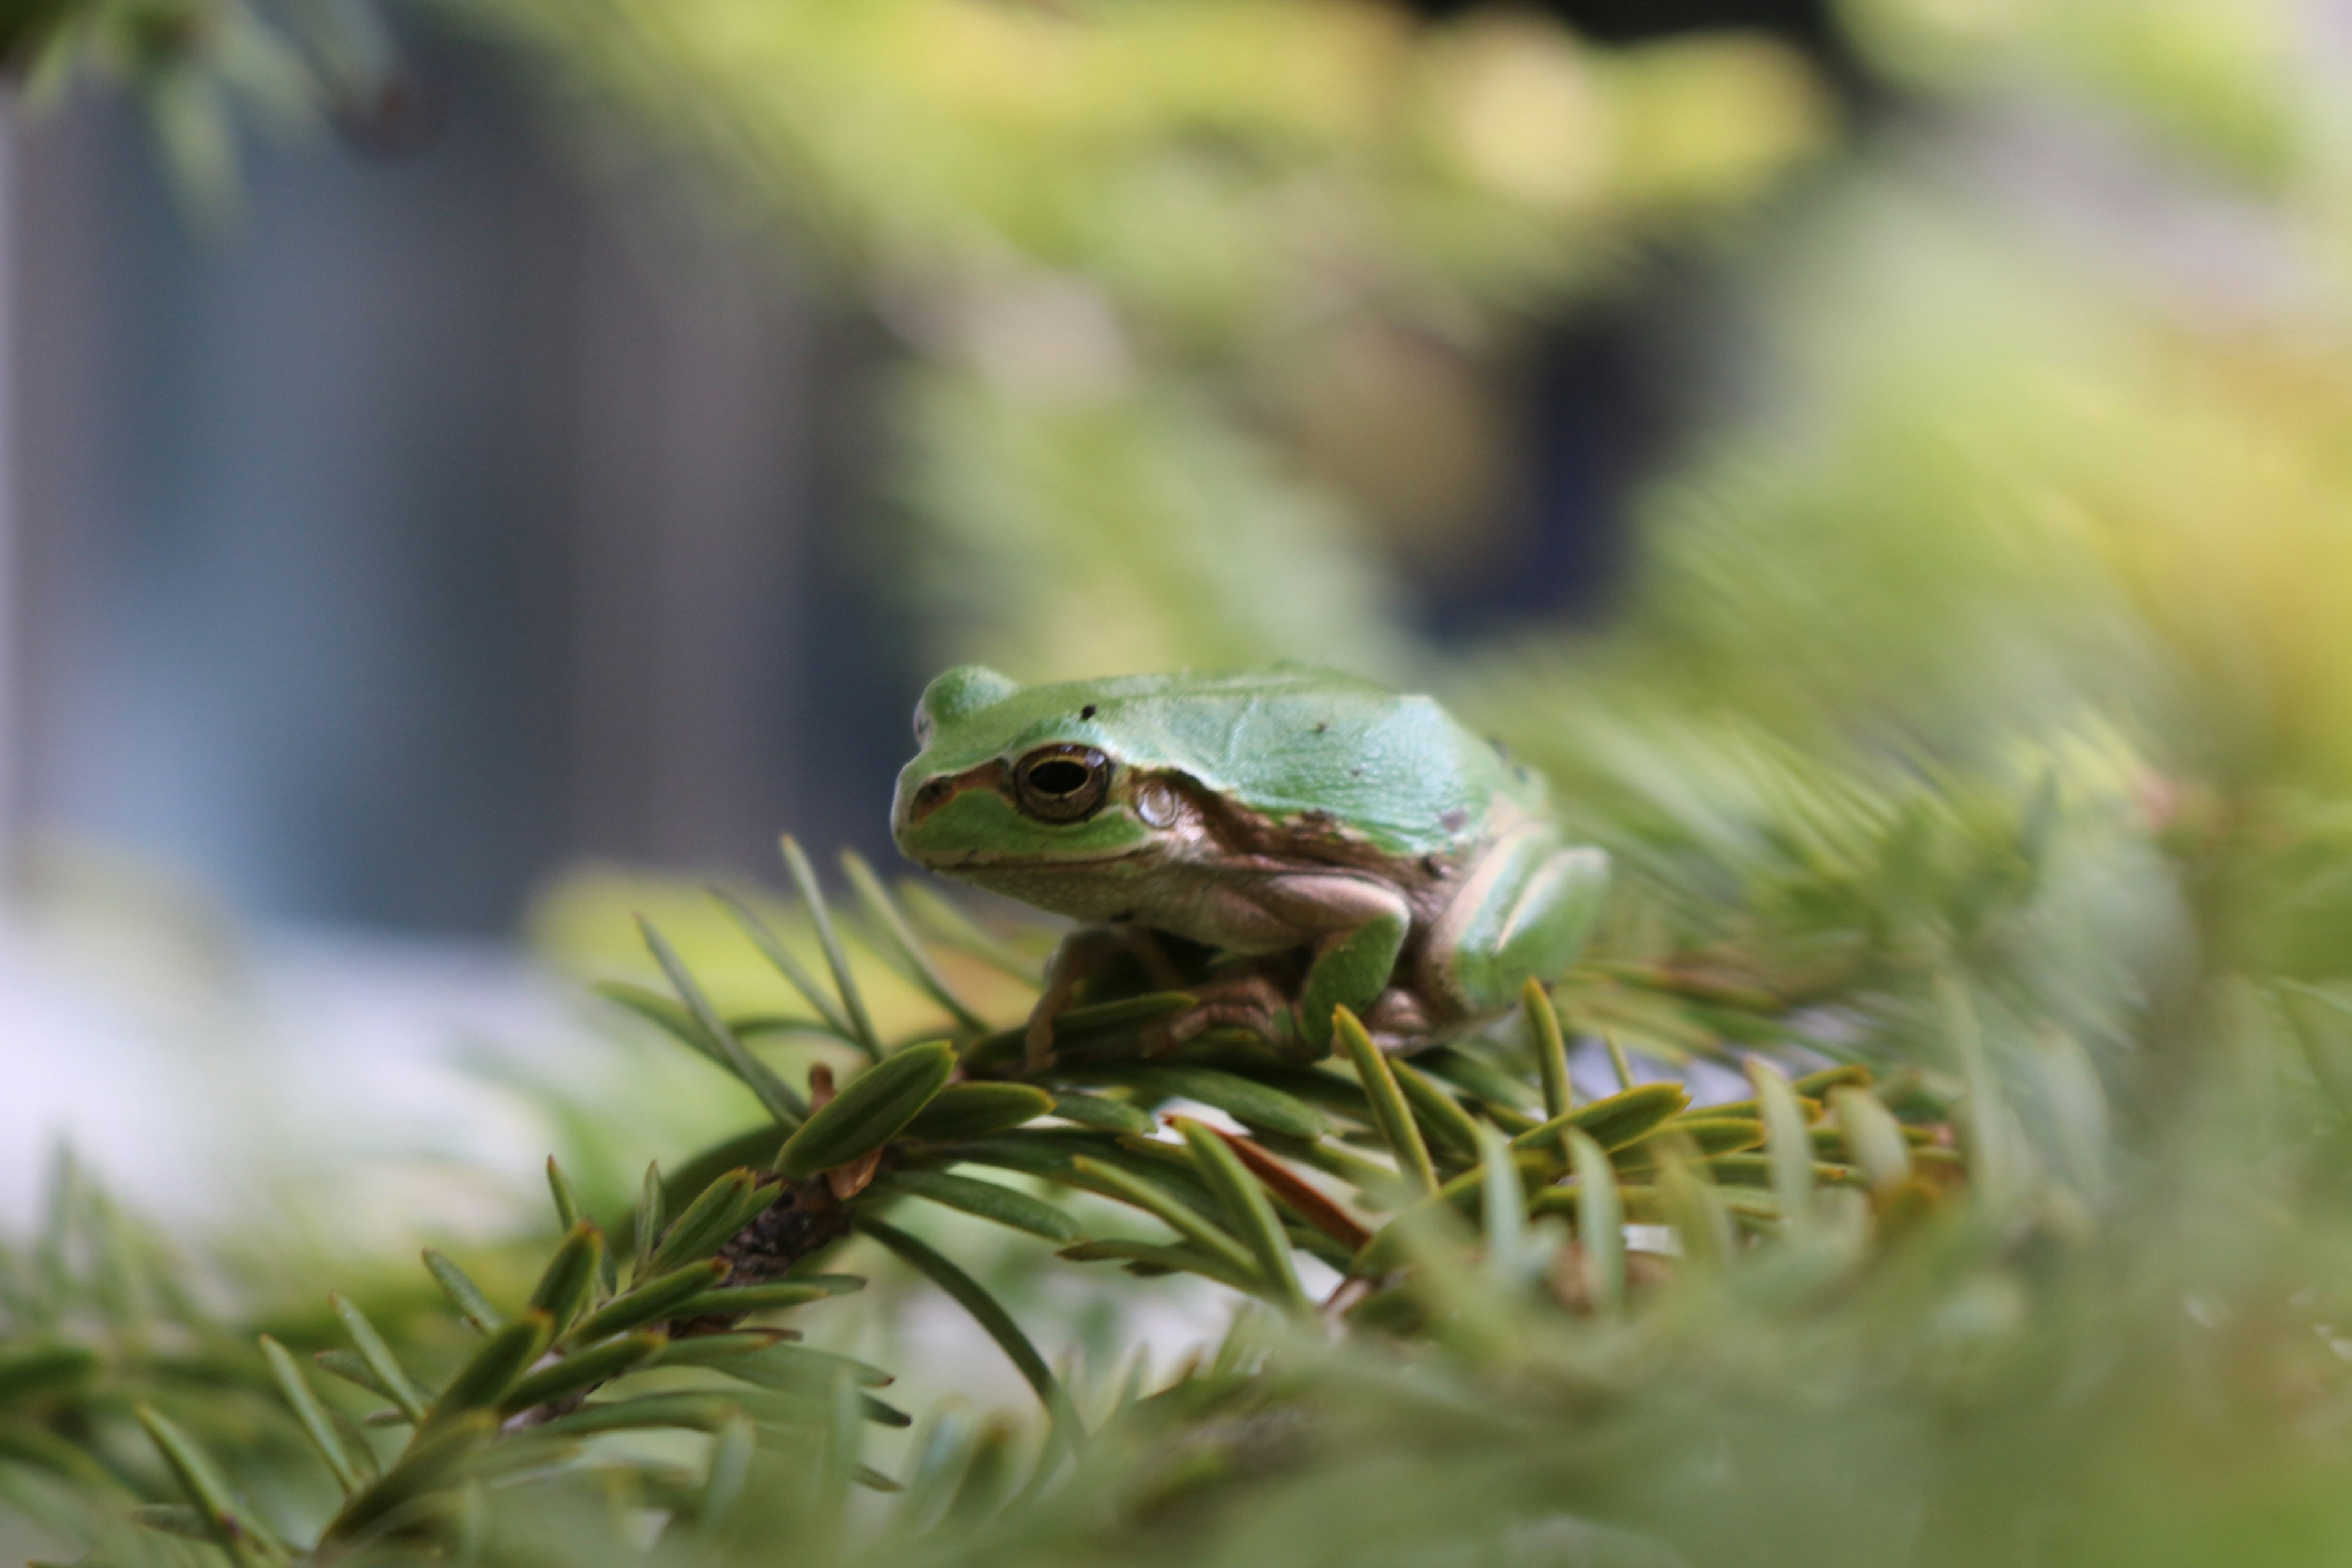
(924, 844, 1160, 872)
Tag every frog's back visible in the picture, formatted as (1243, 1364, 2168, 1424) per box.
(1001, 666, 1544, 858)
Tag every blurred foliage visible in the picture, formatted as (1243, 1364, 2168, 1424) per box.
(1, 0, 399, 216)
(1843, 0, 2317, 183)
(4, 0, 1830, 677)
(9, 834, 1980, 1568)
(1434, 0, 2352, 1042)
(496, 0, 1823, 677)
(21, 804, 2352, 1567)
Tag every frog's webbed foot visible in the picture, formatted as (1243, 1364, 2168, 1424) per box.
(1140, 973, 1298, 1059)
(1355, 987, 1436, 1055)
(1137, 977, 1433, 1061)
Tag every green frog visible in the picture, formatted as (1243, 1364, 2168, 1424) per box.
(891, 664, 1608, 1066)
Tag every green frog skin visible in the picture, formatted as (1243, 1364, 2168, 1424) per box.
(890, 664, 1609, 1065)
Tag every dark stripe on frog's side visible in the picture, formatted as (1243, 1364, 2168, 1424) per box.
(1164, 772, 1470, 889)
(1161, 771, 1492, 1020)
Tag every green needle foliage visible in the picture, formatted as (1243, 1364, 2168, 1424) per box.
(23, 763, 2352, 1567)
(4, 834, 1994, 1568)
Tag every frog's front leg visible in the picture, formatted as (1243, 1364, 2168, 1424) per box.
(1026, 924, 1186, 1069)
(1025, 927, 1125, 1071)
(1287, 878, 1414, 1056)
(1147, 875, 1412, 1060)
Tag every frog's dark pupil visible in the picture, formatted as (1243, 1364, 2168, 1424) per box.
(1028, 760, 1090, 796)
(1013, 744, 1110, 821)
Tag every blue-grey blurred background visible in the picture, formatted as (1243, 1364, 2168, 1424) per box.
(13, 34, 868, 927)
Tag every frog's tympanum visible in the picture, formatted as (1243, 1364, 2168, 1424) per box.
(891, 665, 1608, 1066)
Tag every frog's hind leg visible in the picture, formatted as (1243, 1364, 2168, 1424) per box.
(1139, 875, 1412, 1060)
(1427, 836, 1611, 1022)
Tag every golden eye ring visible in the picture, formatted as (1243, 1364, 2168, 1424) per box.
(1012, 745, 1112, 823)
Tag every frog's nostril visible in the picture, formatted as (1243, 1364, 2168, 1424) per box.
(910, 778, 955, 821)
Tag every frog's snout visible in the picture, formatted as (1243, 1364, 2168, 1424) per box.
(894, 774, 956, 835)
(892, 760, 1011, 858)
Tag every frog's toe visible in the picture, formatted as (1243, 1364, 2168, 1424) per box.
(1136, 1016, 1193, 1057)
(1358, 989, 1435, 1048)
(1137, 1008, 1212, 1056)
(1141, 976, 1292, 1056)
(1022, 1006, 1061, 1072)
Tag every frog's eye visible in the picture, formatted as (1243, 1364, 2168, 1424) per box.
(1013, 745, 1112, 824)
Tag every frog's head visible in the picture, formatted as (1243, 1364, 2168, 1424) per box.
(891, 665, 1181, 883)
